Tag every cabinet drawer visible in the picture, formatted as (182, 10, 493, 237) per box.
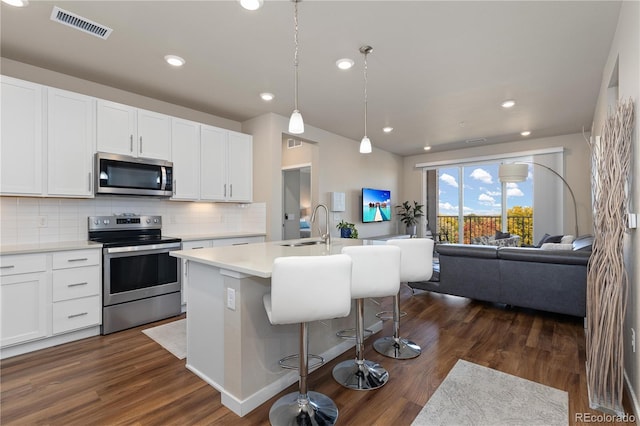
(52, 295, 101, 334)
(52, 266, 100, 302)
(0, 254, 47, 276)
(52, 249, 100, 270)
(182, 240, 213, 250)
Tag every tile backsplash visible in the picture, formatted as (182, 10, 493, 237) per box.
(0, 197, 266, 246)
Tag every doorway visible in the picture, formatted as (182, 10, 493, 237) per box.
(282, 166, 311, 240)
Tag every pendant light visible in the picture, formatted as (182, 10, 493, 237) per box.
(288, 0, 304, 134)
(359, 45, 373, 153)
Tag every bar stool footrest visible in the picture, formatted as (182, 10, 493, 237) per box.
(278, 353, 325, 370)
(375, 310, 407, 320)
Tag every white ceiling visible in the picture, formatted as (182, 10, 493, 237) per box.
(0, 1, 622, 156)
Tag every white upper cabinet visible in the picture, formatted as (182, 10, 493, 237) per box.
(96, 100, 136, 156)
(47, 88, 95, 197)
(171, 118, 201, 200)
(97, 100, 171, 160)
(137, 108, 171, 160)
(200, 125, 227, 201)
(227, 131, 253, 202)
(0, 76, 44, 195)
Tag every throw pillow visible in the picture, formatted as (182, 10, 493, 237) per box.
(494, 231, 511, 240)
(560, 235, 575, 244)
(536, 233, 563, 247)
(541, 243, 574, 250)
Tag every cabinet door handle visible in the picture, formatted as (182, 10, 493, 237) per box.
(88, 172, 92, 192)
(68, 312, 88, 319)
(67, 258, 88, 262)
(224, 184, 227, 197)
(173, 180, 176, 195)
(67, 282, 88, 288)
(130, 135, 133, 152)
(0, 265, 15, 269)
(139, 136, 143, 153)
(230, 184, 233, 198)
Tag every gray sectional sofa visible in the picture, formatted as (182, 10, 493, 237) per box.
(408, 236, 593, 317)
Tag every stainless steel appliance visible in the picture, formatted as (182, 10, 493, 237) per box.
(95, 153, 174, 197)
(88, 214, 181, 334)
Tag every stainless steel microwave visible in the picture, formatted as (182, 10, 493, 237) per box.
(95, 153, 173, 197)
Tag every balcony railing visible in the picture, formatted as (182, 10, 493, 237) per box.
(436, 215, 534, 245)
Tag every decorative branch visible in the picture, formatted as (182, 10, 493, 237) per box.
(586, 98, 634, 415)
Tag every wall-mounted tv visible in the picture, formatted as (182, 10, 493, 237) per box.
(362, 188, 391, 223)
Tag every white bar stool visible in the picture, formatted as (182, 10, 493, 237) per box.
(263, 254, 352, 426)
(373, 238, 434, 359)
(332, 245, 401, 391)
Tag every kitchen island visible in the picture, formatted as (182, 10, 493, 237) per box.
(170, 238, 382, 417)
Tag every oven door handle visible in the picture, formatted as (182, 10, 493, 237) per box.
(105, 242, 182, 254)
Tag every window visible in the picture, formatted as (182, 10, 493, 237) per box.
(433, 161, 533, 244)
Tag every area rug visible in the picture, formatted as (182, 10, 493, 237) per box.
(142, 319, 186, 360)
(411, 359, 567, 426)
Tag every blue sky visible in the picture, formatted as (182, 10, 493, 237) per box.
(438, 163, 533, 216)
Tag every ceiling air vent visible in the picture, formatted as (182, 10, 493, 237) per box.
(50, 6, 113, 40)
(465, 137, 487, 144)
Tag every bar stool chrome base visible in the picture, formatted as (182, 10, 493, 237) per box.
(269, 390, 338, 426)
(332, 359, 389, 390)
(278, 354, 324, 370)
(373, 336, 421, 360)
(375, 310, 406, 321)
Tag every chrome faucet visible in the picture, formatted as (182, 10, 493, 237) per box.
(311, 204, 330, 245)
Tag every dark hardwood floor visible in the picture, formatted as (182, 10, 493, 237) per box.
(1, 287, 634, 425)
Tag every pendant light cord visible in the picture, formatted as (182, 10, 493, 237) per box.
(293, 0, 299, 112)
(363, 50, 368, 138)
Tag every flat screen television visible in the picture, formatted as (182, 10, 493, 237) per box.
(362, 188, 391, 223)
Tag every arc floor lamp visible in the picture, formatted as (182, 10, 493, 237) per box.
(498, 162, 579, 237)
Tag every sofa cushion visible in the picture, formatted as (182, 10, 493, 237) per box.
(497, 247, 590, 265)
(541, 243, 574, 250)
(573, 235, 594, 251)
(436, 243, 499, 259)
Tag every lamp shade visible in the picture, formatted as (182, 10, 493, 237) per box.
(288, 110, 304, 134)
(498, 163, 528, 182)
(359, 136, 372, 154)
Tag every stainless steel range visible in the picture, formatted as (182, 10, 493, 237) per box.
(88, 215, 182, 334)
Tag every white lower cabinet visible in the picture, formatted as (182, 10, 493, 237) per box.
(0, 253, 48, 347)
(0, 248, 102, 357)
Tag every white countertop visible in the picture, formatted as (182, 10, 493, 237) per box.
(171, 237, 366, 278)
(0, 240, 103, 255)
(167, 232, 266, 242)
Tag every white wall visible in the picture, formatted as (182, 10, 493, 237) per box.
(592, 0, 640, 417)
(243, 113, 404, 241)
(401, 133, 593, 238)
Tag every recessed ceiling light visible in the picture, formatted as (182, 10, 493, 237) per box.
(1, 0, 29, 6)
(239, 0, 263, 11)
(336, 58, 354, 70)
(520, 130, 531, 136)
(164, 55, 185, 67)
(383, 126, 393, 133)
(501, 99, 516, 108)
(260, 92, 274, 101)
(423, 146, 431, 151)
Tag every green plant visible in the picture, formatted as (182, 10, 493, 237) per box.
(396, 201, 424, 226)
(336, 220, 358, 238)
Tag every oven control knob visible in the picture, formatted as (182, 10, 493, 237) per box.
(146, 219, 151, 224)
(93, 220, 99, 225)
(153, 219, 159, 223)
(103, 219, 110, 225)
